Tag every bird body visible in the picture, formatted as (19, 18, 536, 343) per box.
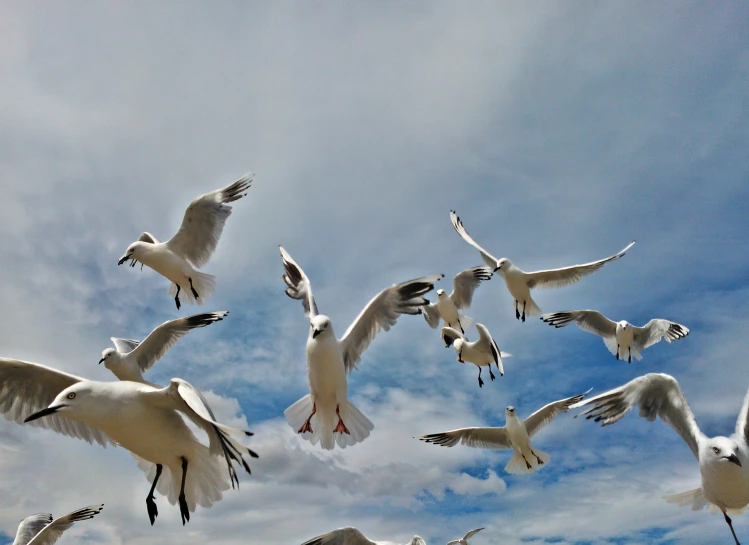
(441, 324, 509, 387)
(446, 527, 484, 545)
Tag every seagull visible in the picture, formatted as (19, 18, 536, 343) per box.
(572, 373, 749, 545)
(118, 174, 253, 310)
(300, 527, 426, 545)
(441, 324, 511, 388)
(422, 266, 493, 334)
(0, 358, 257, 525)
(540, 310, 689, 362)
(11, 504, 103, 545)
(446, 527, 485, 545)
(419, 391, 588, 474)
(279, 246, 442, 450)
(449, 211, 635, 322)
(99, 311, 229, 382)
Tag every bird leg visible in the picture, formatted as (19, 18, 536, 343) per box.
(334, 405, 350, 434)
(515, 301, 520, 320)
(188, 277, 200, 299)
(521, 454, 532, 470)
(489, 366, 496, 381)
(458, 348, 464, 363)
(146, 463, 163, 525)
(174, 285, 182, 310)
(178, 456, 190, 525)
(477, 368, 484, 388)
(628, 347, 632, 364)
(521, 301, 526, 322)
(723, 511, 741, 545)
(532, 450, 545, 466)
(616, 345, 620, 360)
(298, 403, 316, 433)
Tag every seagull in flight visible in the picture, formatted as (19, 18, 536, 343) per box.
(441, 324, 510, 388)
(279, 246, 442, 450)
(11, 504, 104, 545)
(300, 527, 426, 545)
(541, 310, 689, 362)
(449, 211, 635, 322)
(573, 373, 749, 545)
(419, 391, 588, 474)
(422, 266, 493, 334)
(118, 174, 252, 309)
(447, 527, 485, 545)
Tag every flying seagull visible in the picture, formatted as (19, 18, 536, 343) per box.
(572, 373, 749, 545)
(447, 527, 485, 545)
(541, 310, 689, 362)
(422, 266, 493, 334)
(419, 391, 588, 474)
(0, 358, 256, 525)
(300, 527, 426, 545)
(279, 245, 442, 450)
(11, 504, 104, 545)
(449, 210, 635, 322)
(441, 324, 510, 387)
(118, 173, 253, 310)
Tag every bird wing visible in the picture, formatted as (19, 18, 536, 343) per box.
(26, 505, 104, 545)
(127, 311, 228, 373)
(165, 174, 252, 267)
(110, 338, 141, 354)
(540, 310, 618, 339)
(524, 241, 636, 289)
(422, 302, 441, 329)
(279, 246, 318, 319)
(524, 391, 589, 438)
(475, 323, 501, 366)
(441, 327, 463, 348)
(632, 319, 690, 350)
(462, 527, 485, 540)
(450, 266, 493, 309)
(300, 527, 376, 545)
(137, 232, 159, 244)
(419, 427, 512, 450)
(339, 274, 443, 372)
(450, 211, 499, 268)
(13, 514, 52, 545)
(735, 385, 749, 442)
(0, 359, 113, 447)
(571, 373, 704, 459)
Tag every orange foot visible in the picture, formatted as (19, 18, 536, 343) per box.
(298, 403, 316, 434)
(334, 405, 351, 435)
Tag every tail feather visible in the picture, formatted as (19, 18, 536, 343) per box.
(168, 272, 216, 306)
(664, 488, 709, 512)
(523, 298, 543, 318)
(504, 449, 549, 475)
(458, 314, 473, 331)
(284, 395, 373, 450)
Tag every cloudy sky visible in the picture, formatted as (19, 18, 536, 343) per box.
(1, 1, 748, 544)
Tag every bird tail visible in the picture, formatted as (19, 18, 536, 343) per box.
(284, 395, 373, 450)
(504, 449, 549, 475)
(168, 272, 216, 306)
(458, 314, 473, 331)
(522, 297, 544, 318)
(662, 487, 743, 515)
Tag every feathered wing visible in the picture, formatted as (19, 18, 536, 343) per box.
(138, 232, 159, 244)
(524, 241, 636, 289)
(571, 373, 704, 459)
(166, 174, 253, 268)
(111, 338, 141, 353)
(422, 302, 441, 329)
(441, 327, 463, 348)
(735, 384, 749, 443)
(632, 319, 690, 350)
(524, 391, 589, 438)
(541, 310, 617, 337)
(25, 505, 104, 545)
(450, 211, 499, 268)
(419, 427, 512, 450)
(475, 323, 503, 373)
(0, 359, 113, 447)
(339, 274, 443, 372)
(462, 527, 485, 542)
(300, 527, 376, 545)
(279, 246, 318, 319)
(450, 266, 493, 309)
(12, 514, 52, 545)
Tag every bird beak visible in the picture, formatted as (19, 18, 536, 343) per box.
(98, 358, 105, 364)
(117, 254, 131, 266)
(312, 329, 322, 339)
(726, 453, 742, 467)
(24, 405, 63, 423)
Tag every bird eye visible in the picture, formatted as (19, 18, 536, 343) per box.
(67, 392, 76, 400)
(713, 447, 720, 454)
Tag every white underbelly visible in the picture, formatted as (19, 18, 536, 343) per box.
(307, 343, 347, 403)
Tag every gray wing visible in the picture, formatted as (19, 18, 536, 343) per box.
(571, 373, 704, 459)
(138, 232, 159, 244)
(735, 385, 749, 442)
(422, 302, 441, 329)
(419, 427, 512, 450)
(26, 505, 104, 545)
(166, 174, 253, 267)
(450, 211, 499, 268)
(0, 359, 113, 447)
(462, 527, 485, 541)
(126, 311, 228, 372)
(441, 327, 463, 348)
(300, 527, 376, 545)
(450, 266, 493, 310)
(111, 338, 141, 353)
(13, 514, 52, 545)
(524, 391, 589, 438)
(475, 323, 501, 368)
(339, 274, 443, 372)
(541, 310, 618, 339)
(279, 246, 318, 319)
(525, 241, 635, 289)
(632, 319, 690, 350)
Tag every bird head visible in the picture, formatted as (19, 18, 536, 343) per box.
(98, 348, 118, 368)
(118, 242, 143, 266)
(310, 315, 334, 340)
(505, 406, 516, 417)
(24, 383, 97, 423)
(436, 289, 447, 298)
(704, 437, 742, 468)
(494, 258, 509, 273)
(617, 320, 630, 330)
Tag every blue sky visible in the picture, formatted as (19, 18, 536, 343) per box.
(0, 1, 748, 544)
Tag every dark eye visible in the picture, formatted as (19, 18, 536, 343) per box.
(67, 392, 76, 400)
(713, 447, 720, 454)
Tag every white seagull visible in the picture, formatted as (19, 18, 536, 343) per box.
(11, 504, 104, 545)
(572, 373, 749, 545)
(118, 174, 253, 310)
(422, 266, 493, 334)
(300, 527, 426, 545)
(447, 527, 485, 545)
(279, 246, 442, 450)
(541, 310, 689, 362)
(419, 391, 588, 474)
(450, 211, 635, 322)
(441, 324, 511, 388)
(0, 358, 257, 526)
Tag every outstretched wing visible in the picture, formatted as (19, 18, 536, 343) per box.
(166, 173, 253, 267)
(441, 327, 463, 348)
(450, 266, 493, 309)
(571, 373, 704, 459)
(524, 391, 589, 438)
(632, 319, 690, 350)
(419, 427, 512, 450)
(279, 246, 318, 319)
(138, 232, 159, 244)
(462, 527, 485, 541)
(300, 527, 376, 545)
(110, 338, 141, 353)
(0, 359, 113, 447)
(13, 514, 52, 545)
(26, 505, 104, 545)
(541, 310, 618, 339)
(339, 274, 443, 372)
(450, 211, 499, 268)
(735, 385, 749, 445)
(525, 241, 635, 289)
